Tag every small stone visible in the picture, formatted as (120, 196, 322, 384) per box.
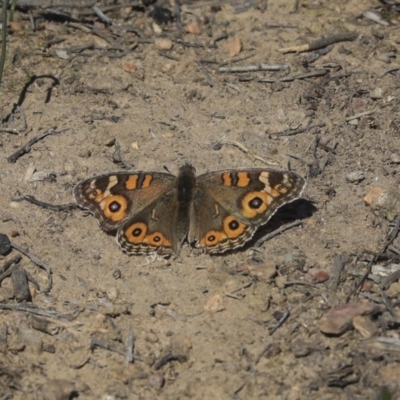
(364, 187, 400, 220)
(123, 62, 137, 73)
(363, 187, 385, 206)
(106, 287, 119, 302)
(19, 327, 43, 354)
(346, 170, 365, 183)
(144, 331, 159, 343)
(307, 268, 330, 283)
(353, 315, 378, 338)
(261, 343, 281, 358)
(390, 153, 400, 163)
(170, 333, 192, 359)
(154, 38, 173, 50)
(148, 373, 164, 390)
(237, 262, 277, 282)
(161, 132, 175, 138)
(24, 164, 36, 182)
(39, 379, 76, 400)
(64, 344, 91, 369)
(318, 302, 382, 335)
(370, 87, 383, 99)
(204, 294, 224, 312)
(292, 339, 312, 357)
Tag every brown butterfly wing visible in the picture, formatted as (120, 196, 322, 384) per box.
(73, 171, 176, 232)
(188, 168, 305, 253)
(117, 186, 188, 255)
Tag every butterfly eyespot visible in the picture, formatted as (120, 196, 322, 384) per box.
(132, 228, 143, 237)
(103, 195, 128, 221)
(241, 192, 270, 218)
(228, 219, 240, 230)
(248, 196, 262, 209)
(207, 235, 216, 243)
(109, 201, 121, 212)
(153, 236, 161, 242)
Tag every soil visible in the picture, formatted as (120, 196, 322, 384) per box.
(1, 0, 400, 399)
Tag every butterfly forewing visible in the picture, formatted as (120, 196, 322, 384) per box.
(73, 171, 176, 232)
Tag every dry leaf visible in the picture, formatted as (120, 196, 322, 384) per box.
(123, 63, 137, 73)
(226, 37, 242, 57)
(185, 21, 201, 34)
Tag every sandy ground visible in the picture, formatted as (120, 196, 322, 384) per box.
(1, 0, 400, 399)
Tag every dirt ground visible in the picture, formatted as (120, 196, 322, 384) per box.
(1, 0, 400, 398)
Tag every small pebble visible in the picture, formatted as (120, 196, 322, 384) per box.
(106, 287, 119, 302)
(154, 38, 173, 50)
(390, 153, 400, 163)
(370, 87, 383, 99)
(204, 294, 224, 313)
(346, 170, 365, 183)
(148, 373, 164, 390)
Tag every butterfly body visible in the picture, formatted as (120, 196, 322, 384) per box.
(74, 164, 306, 256)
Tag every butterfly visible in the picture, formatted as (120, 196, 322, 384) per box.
(73, 164, 306, 256)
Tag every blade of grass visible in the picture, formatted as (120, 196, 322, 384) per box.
(0, 0, 10, 91)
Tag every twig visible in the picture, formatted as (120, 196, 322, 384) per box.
(345, 109, 376, 122)
(7, 0, 97, 7)
(380, 287, 397, 318)
(218, 52, 256, 67)
(93, 5, 114, 25)
(7, 127, 57, 163)
(125, 326, 134, 364)
(279, 31, 358, 53)
(16, 105, 28, 131)
(154, 353, 187, 370)
(254, 220, 303, 248)
(174, 0, 183, 34)
(363, 11, 389, 26)
(225, 281, 252, 299)
(196, 61, 213, 87)
(381, 268, 400, 290)
(90, 338, 143, 361)
(218, 64, 289, 73)
(283, 281, 319, 289)
(1, 105, 29, 134)
(269, 122, 326, 137)
(113, 140, 132, 169)
(214, 140, 279, 165)
(0, 255, 21, 275)
(0, 0, 10, 94)
(255, 343, 272, 364)
(269, 308, 290, 335)
(348, 213, 400, 301)
(11, 262, 40, 302)
(14, 195, 77, 211)
(327, 253, 346, 291)
(0, 127, 20, 134)
(257, 69, 329, 83)
(11, 242, 52, 293)
(0, 303, 74, 320)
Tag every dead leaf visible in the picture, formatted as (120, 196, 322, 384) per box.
(226, 37, 242, 57)
(123, 62, 137, 73)
(185, 21, 201, 35)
